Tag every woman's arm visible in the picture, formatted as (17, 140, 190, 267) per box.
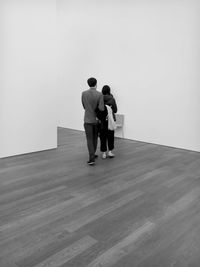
(112, 98, 118, 113)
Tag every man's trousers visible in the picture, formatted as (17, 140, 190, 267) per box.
(84, 123, 98, 161)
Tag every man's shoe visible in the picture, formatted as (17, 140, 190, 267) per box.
(95, 154, 98, 158)
(87, 160, 95, 165)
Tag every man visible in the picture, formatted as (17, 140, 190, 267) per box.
(82, 77, 104, 165)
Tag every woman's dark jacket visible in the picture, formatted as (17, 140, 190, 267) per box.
(96, 94, 117, 129)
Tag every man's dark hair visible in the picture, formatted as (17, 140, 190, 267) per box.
(87, 77, 97, 87)
(102, 85, 110, 95)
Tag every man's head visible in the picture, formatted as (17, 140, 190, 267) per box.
(87, 77, 97, 88)
(102, 85, 110, 95)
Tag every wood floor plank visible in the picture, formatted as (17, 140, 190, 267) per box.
(0, 127, 200, 267)
(0, 169, 163, 242)
(0, 259, 17, 267)
(1, 167, 185, 263)
(86, 221, 155, 267)
(0, 186, 72, 225)
(0, 185, 68, 210)
(163, 173, 189, 187)
(65, 190, 143, 233)
(113, 203, 200, 267)
(161, 187, 200, 220)
(34, 236, 97, 267)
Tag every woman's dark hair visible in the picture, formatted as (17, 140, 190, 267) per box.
(87, 77, 97, 87)
(102, 85, 110, 95)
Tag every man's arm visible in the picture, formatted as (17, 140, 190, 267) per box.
(81, 93, 85, 109)
(98, 94, 104, 111)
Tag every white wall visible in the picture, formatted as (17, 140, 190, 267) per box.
(57, 0, 200, 152)
(0, 0, 57, 158)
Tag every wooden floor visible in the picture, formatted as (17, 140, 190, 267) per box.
(0, 128, 200, 267)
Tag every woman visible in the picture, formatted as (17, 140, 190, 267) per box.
(100, 85, 118, 159)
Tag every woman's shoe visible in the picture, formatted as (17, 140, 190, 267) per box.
(102, 152, 107, 159)
(108, 151, 115, 158)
